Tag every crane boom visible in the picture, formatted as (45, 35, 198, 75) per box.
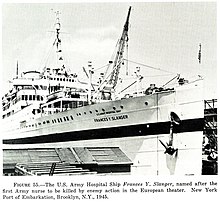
(108, 6, 131, 89)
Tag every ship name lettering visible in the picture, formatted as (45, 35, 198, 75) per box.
(94, 114, 128, 122)
(94, 117, 109, 122)
(111, 114, 128, 121)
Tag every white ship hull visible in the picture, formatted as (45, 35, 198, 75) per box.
(2, 79, 204, 175)
(3, 79, 203, 142)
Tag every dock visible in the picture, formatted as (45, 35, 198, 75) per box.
(3, 147, 132, 176)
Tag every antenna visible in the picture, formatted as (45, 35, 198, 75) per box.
(16, 60, 19, 79)
(198, 43, 202, 64)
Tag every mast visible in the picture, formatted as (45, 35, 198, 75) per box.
(53, 11, 65, 72)
(88, 61, 94, 105)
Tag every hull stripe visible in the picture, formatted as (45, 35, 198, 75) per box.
(3, 118, 204, 144)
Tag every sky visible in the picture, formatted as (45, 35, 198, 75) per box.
(1, 2, 217, 99)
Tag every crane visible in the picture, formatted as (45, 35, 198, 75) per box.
(96, 7, 131, 101)
(108, 6, 131, 89)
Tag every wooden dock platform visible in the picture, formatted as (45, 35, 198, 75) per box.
(3, 147, 132, 176)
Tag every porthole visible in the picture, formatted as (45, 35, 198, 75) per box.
(113, 107, 116, 110)
(84, 112, 86, 115)
(95, 110, 98, 113)
(145, 102, 148, 106)
(89, 111, 92, 114)
(66, 116, 69, 121)
(120, 105, 124, 109)
(70, 115, 74, 120)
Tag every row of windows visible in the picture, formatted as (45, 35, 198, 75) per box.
(3, 95, 44, 110)
(2, 110, 14, 119)
(11, 95, 44, 103)
(24, 115, 74, 128)
(49, 77, 75, 82)
(51, 115, 74, 124)
(21, 95, 44, 101)
(23, 105, 126, 128)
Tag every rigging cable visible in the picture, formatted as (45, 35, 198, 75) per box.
(123, 59, 176, 74)
(161, 74, 180, 88)
(93, 64, 109, 72)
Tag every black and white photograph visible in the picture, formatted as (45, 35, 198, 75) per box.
(0, 0, 218, 201)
